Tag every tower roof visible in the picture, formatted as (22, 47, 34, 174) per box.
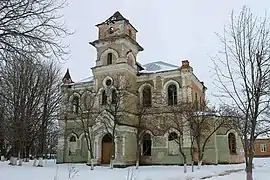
(62, 68, 74, 84)
(107, 11, 127, 22)
(96, 11, 138, 32)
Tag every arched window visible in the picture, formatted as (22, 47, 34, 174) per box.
(69, 135, 77, 155)
(69, 135, 76, 142)
(168, 132, 178, 141)
(73, 96, 79, 114)
(102, 90, 107, 105)
(228, 133, 237, 154)
(142, 86, 152, 107)
(168, 84, 177, 106)
(111, 89, 117, 104)
(127, 53, 133, 66)
(109, 27, 114, 34)
(107, 53, 113, 65)
(142, 133, 151, 156)
(168, 132, 179, 155)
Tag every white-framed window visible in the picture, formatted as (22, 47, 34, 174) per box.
(260, 144, 267, 152)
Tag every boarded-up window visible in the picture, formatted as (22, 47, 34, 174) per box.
(102, 90, 107, 105)
(73, 96, 79, 114)
(69, 135, 77, 155)
(228, 133, 237, 154)
(107, 53, 113, 65)
(142, 86, 152, 107)
(111, 89, 117, 104)
(142, 133, 151, 156)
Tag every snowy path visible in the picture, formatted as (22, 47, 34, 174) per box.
(0, 158, 269, 180)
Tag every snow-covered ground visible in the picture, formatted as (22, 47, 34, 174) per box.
(0, 158, 269, 180)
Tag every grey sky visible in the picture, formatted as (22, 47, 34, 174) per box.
(61, 0, 269, 104)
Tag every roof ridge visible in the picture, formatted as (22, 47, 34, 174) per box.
(143, 61, 178, 67)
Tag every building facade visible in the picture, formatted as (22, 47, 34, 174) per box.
(254, 139, 270, 157)
(57, 11, 244, 166)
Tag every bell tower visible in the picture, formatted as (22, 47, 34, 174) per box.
(90, 11, 144, 74)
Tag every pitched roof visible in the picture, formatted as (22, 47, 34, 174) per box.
(96, 11, 138, 32)
(140, 61, 179, 73)
(69, 76, 94, 86)
(70, 61, 180, 85)
(96, 11, 127, 26)
(62, 69, 74, 83)
(107, 11, 126, 22)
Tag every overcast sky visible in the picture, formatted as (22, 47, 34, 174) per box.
(61, 0, 269, 105)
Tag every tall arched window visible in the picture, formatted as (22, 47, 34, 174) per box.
(142, 86, 152, 107)
(69, 135, 77, 155)
(168, 84, 177, 106)
(73, 96, 79, 114)
(168, 132, 179, 155)
(228, 133, 237, 154)
(111, 89, 117, 104)
(142, 133, 151, 156)
(107, 53, 113, 65)
(102, 90, 107, 105)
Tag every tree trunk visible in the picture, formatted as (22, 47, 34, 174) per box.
(245, 156, 253, 180)
(33, 158, 37, 166)
(37, 157, 43, 167)
(182, 154, 187, 173)
(197, 160, 202, 169)
(191, 161, 194, 172)
(109, 158, 114, 169)
(18, 151, 22, 166)
(9, 142, 19, 165)
(18, 158, 22, 166)
(90, 158, 94, 170)
(184, 163, 187, 173)
(135, 143, 140, 169)
(87, 155, 95, 170)
(109, 138, 115, 169)
(135, 160, 139, 169)
(246, 172, 253, 180)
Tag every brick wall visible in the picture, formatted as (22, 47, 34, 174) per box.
(254, 139, 270, 157)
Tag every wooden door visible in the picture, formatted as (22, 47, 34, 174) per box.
(102, 142, 112, 164)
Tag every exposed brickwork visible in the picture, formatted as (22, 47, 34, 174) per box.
(254, 139, 270, 157)
(58, 11, 244, 165)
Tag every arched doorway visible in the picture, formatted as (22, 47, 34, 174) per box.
(101, 133, 113, 164)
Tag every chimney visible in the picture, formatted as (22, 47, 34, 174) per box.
(181, 60, 190, 69)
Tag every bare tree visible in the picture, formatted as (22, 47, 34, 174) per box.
(180, 102, 197, 172)
(0, 0, 70, 62)
(100, 74, 132, 169)
(71, 88, 98, 170)
(162, 105, 188, 173)
(37, 60, 61, 167)
(133, 104, 149, 169)
(184, 103, 226, 169)
(0, 55, 62, 166)
(212, 6, 270, 180)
